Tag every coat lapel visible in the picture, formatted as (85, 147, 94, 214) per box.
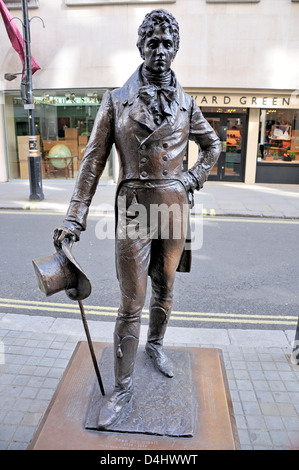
(128, 99, 157, 132)
(120, 66, 156, 132)
(140, 84, 188, 146)
(120, 65, 188, 141)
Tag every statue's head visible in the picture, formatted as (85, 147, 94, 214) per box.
(137, 9, 180, 73)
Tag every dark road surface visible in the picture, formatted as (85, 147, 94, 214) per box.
(1, 210, 298, 330)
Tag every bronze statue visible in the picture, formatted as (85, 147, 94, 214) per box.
(53, 9, 221, 430)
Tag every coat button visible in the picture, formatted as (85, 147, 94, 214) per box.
(162, 154, 168, 161)
(162, 143, 168, 148)
(141, 171, 148, 177)
(140, 158, 147, 164)
(162, 169, 168, 176)
(140, 144, 147, 150)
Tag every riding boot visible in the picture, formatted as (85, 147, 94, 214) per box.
(145, 306, 174, 378)
(98, 320, 139, 429)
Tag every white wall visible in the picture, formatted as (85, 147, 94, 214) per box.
(1, 0, 299, 91)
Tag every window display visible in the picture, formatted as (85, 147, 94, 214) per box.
(259, 109, 299, 163)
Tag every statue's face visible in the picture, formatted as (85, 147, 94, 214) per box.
(143, 25, 175, 74)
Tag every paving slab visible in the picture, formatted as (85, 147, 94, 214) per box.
(228, 329, 290, 348)
(0, 315, 298, 450)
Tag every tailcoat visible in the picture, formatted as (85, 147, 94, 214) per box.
(64, 65, 221, 272)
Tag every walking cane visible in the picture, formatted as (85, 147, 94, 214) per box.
(78, 299, 105, 396)
(32, 238, 105, 396)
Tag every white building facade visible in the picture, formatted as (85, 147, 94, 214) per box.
(1, 0, 299, 183)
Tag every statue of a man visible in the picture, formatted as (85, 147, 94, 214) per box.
(54, 9, 221, 429)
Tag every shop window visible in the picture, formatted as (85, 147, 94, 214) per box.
(3, 0, 39, 8)
(4, 89, 114, 180)
(258, 109, 299, 163)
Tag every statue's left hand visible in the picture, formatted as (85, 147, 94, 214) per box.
(183, 171, 198, 192)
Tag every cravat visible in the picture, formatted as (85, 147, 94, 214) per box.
(138, 84, 176, 124)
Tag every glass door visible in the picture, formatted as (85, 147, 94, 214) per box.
(205, 113, 248, 182)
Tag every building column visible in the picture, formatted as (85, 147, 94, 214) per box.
(0, 93, 8, 182)
(244, 108, 260, 184)
(112, 144, 119, 183)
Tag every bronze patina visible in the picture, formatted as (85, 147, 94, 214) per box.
(53, 9, 221, 430)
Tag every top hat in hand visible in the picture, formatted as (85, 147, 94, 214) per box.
(32, 239, 91, 301)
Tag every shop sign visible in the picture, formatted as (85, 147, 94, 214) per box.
(188, 92, 299, 109)
(13, 96, 101, 106)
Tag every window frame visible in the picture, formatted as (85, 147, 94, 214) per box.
(3, 0, 39, 9)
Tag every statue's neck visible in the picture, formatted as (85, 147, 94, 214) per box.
(142, 65, 172, 88)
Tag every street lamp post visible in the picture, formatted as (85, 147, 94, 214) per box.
(21, 0, 44, 201)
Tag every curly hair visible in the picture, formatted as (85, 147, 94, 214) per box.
(137, 9, 180, 59)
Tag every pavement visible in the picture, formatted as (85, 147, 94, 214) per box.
(1, 178, 299, 219)
(0, 178, 299, 450)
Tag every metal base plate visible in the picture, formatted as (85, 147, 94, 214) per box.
(29, 341, 240, 450)
(85, 346, 195, 437)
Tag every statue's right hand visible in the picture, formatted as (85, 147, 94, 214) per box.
(53, 221, 81, 249)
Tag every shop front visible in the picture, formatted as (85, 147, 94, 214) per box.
(186, 90, 299, 185)
(2, 87, 299, 185)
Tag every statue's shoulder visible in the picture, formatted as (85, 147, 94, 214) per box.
(176, 82, 193, 112)
(110, 67, 141, 105)
(182, 88, 193, 105)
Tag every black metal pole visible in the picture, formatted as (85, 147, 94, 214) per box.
(21, 0, 44, 201)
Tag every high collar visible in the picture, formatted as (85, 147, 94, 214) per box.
(121, 64, 184, 108)
(141, 65, 173, 88)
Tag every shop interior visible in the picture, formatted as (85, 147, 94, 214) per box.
(202, 107, 248, 182)
(259, 109, 299, 164)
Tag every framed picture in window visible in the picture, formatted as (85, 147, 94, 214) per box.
(270, 125, 292, 141)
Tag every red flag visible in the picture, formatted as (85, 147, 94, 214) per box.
(0, 0, 40, 75)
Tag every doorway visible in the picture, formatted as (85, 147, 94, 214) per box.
(204, 112, 248, 182)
